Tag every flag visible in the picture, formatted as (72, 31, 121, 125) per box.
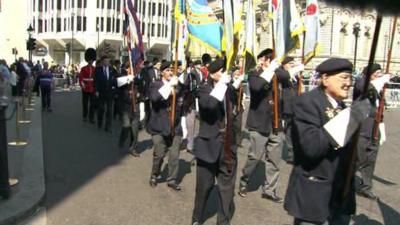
(273, 0, 305, 61)
(268, 0, 279, 19)
(223, 0, 243, 70)
(124, 0, 144, 74)
(243, 0, 257, 72)
(174, 0, 189, 68)
(303, 0, 321, 64)
(186, 0, 223, 55)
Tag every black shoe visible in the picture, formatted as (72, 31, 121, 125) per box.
(149, 177, 157, 187)
(129, 148, 140, 157)
(357, 189, 378, 200)
(262, 193, 283, 203)
(167, 183, 182, 191)
(238, 186, 248, 197)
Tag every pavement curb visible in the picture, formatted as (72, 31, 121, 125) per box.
(0, 96, 45, 225)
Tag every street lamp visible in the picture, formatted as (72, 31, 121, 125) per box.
(27, 24, 34, 62)
(70, 12, 75, 65)
(353, 22, 361, 71)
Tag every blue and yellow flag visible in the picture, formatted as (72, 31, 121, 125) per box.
(184, 0, 223, 55)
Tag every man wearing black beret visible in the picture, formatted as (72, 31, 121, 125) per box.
(147, 61, 186, 191)
(284, 58, 371, 225)
(237, 48, 284, 203)
(191, 58, 239, 225)
(353, 63, 390, 200)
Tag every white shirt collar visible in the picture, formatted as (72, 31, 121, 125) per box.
(325, 93, 338, 109)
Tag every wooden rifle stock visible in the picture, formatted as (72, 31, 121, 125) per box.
(170, 21, 180, 136)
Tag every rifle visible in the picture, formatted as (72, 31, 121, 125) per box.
(372, 16, 397, 140)
(237, 58, 245, 114)
(127, 47, 137, 113)
(271, 21, 279, 132)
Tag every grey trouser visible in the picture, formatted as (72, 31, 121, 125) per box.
(356, 135, 379, 190)
(119, 111, 139, 149)
(186, 109, 198, 151)
(151, 134, 182, 184)
(284, 115, 294, 161)
(240, 131, 283, 195)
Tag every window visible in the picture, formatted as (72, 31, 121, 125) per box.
(38, 19, 43, 33)
(157, 24, 161, 37)
(64, 18, 67, 31)
(83, 16, 87, 31)
(57, 18, 61, 32)
(165, 25, 168, 37)
(148, 3, 151, 16)
(142, 2, 146, 16)
(152, 2, 156, 16)
(71, 17, 74, 31)
(72, 0, 74, 8)
(33, 0, 36, 11)
(101, 0, 105, 8)
(83, 0, 87, 8)
(97, 0, 100, 8)
(78, 0, 82, 8)
(57, 0, 62, 10)
(107, 0, 112, 9)
(134, 0, 138, 11)
(44, 20, 47, 32)
(51, 0, 54, 9)
(116, 19, 120, 33)
(38, 0, 43, 12)
(45, 0, 47, 11)
(117, 0, 121, 10)
(77, 16, 82, 31)
(107, 17, 111, 32)
(142, 22, 145, 35)
(151, 23, 155, 36)
(64, 0, 67, 9)
(96, 17, 99, 31)
(158, 3, 162, 16)
(101, 17, 104, 31)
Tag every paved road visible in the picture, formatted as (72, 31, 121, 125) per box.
(20, 90, 400, 225)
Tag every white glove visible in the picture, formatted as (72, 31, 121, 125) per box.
(117, 75, 133, 87)
(260, 59, 280, 83)
(139, 102, 145, 121)
(379, 123, 386, 146)
(289, 64, 305, 78)
(169, 76, 179, 87)
(232, 74, 245, 89)
(210, 81, 228, 102)
(220, 72, 232, 84)
(178, 73, 185, 84)
(126, 74, 134, 83)
(181, 116, 188, 139)
(371, 74, 391, 93)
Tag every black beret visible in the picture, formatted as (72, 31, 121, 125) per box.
(177, 60, 182, 66)
(160, 61, 172, 71)
(282, 56, 294, 65)
(257, 48, 273, 59)
(202, 53, 212, 64)
(316, 58, 353, 76)
(362, 63, 381, 76)
(153, 58, 160, 64)
(208, 58, 225, 74)
(84, 48, 97, 62)
(193, 60, 202, 66)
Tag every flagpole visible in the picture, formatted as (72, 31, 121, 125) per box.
(298, 31, 306, 95)
(373, 16, 397, 140)
(343, 13, 383, 199)
(171, 20, 180, 136)
(126, 34, 137, 113)
(271, 19, 279, 132)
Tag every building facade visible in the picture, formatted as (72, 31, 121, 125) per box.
(28, 0, 173, 66)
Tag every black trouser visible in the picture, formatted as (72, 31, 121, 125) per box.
(192, 151, 237, 225)
(284, 115, 294, 161)
(233, 110, 243, 146)
(356, 135, 379, 190)
(97, 93, 113, 129)
(82, 91, 95, 121)
(17, 79, 25, 96)
(119, 110, 140, 150)
(40, 86, 51, 109)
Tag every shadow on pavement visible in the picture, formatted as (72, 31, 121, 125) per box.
(372, 175, 397, 186)
(353, 214, 382, 225)
(378, 199, 400, 225)
(247, 162, 267, 193)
